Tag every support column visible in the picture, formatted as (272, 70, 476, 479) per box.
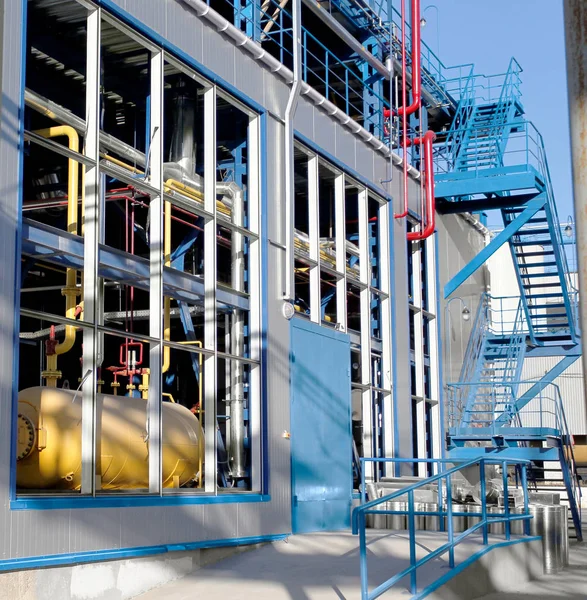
(563, 0, 587, 423)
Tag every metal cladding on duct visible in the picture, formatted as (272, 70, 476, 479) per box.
(17, 387, 204, 490)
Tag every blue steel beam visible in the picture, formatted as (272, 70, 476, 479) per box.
(444, 195, 547, 298)
(495, 355, 580, 424)
(21, 219, 249, 311)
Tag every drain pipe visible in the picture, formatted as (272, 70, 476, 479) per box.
(284, 0, 303, 300)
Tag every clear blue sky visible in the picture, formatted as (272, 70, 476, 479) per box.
(419, 0, 574, 227)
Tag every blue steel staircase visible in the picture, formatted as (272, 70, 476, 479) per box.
(446, 296, 582, 540)
(439, 59, 583, 539)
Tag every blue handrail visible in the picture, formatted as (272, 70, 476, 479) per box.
(353, 456, 532, 599)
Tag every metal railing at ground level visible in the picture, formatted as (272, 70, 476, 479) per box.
(352, 457, 533, 600)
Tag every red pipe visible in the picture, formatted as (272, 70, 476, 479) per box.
(394, 0, 410, 219)
(397, 0, 421, 118)
(407, 131, 436, 242)
(393, 0, 422, 219)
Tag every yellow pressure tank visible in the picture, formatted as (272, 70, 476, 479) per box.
(16, 386, 204, 490)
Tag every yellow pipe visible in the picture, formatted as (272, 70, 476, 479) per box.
(102, 153, 144, 175)
(162, 393, 176, 404)
(139, 370, 150, 400)
(35, 127, 81, 385)
(164, 178, 232, 217)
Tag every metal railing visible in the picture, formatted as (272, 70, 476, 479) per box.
(353, 457, 532, 599)
(208, 0, 391, 137)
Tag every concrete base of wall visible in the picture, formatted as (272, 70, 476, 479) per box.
(430, 539, 544, 600)
(0, 544, 264, 600)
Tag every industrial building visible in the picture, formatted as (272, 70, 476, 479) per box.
(0, 0, 583, 598)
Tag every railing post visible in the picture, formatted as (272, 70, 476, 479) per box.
(503, 461, 511, 540)
(325, 51, 329, 100)
(438, 478, 445, 532)
(345, 70, 349, 115)
(360, 511, 369, 600)
(408, 489, 417, 594)
(446, 476, 455, 568)
(522, 463, 530, 536)
(480, 460, 488, 545)
(361, 458, 366, 505)
(303, 30, 307, 82)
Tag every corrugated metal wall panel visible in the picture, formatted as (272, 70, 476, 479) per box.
(355, 139, 375, 184)
(311, 111, 337, 159)
(166, 1, 205, 65)
(521, 357, 586, 435)
(335, 126, 356, 171)
(293, 97, 315, 141)
(437, 215, 488, 388)
(201, 24, 237, 87)
(125, 0, 166, 35)
(263, 71, 289, 120)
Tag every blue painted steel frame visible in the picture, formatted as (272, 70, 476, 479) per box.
(444, 195, 546, 299)
(0, 533, 288, 573)
(11, 0, 274, 511)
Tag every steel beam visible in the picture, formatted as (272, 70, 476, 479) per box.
(444, 195, 547, 299)
(21, 220, 249, 311)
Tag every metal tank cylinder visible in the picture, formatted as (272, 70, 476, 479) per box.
(16, 386, 204, 490)
(414, 502, 439, 531)
(529, 505, 569, 574)
(386, 501, 408, 530)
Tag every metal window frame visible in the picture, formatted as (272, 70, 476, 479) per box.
(17, 1, 265, 500)
(425, 234, 442, 464)
(148, 48, 164, 495)
(410, 238, 427, 478)
(80, 5, 101, 495)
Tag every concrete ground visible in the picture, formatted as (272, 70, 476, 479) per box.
(475, 538, 587, 600)
(134, 531, 540, 599)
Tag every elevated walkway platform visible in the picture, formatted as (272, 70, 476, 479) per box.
(134, 531, 542, 600)
(435, 164, 544, 202)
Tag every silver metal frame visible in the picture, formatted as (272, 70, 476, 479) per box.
(17, 1, 264, 497)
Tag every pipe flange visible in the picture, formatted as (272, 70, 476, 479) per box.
(17, 413, 36, 461)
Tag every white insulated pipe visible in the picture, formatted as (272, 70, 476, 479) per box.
(283, 0, 303, 300)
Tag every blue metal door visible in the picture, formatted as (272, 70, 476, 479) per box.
(290, 319, 352, 533)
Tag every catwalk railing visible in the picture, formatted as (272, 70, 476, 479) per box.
(352, 457, 533, 600)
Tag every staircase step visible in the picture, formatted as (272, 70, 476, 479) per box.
(522, 261, 557, 268)
(516, 250, 555, 257)
(521, 272, 562, 278)
(522, 283, 563, 288)
(529, 313, 568, 320)
(526, 294, 564, 300)
(512, 240, 554, 247)
(517, 228, 551, 235)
